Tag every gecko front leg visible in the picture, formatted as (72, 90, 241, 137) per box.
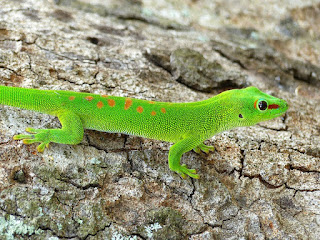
(168, 136, 203, 179)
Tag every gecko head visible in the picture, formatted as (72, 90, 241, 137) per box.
(230, 86, 288, 127)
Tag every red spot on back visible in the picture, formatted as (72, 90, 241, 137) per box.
(101, 94, 108, 98)
(151, 111, 156, 116)
(137, 106, 143, 113)
(268, 104, 279, 109)
(108, 99, 116, 107)
(124, 98, 132, 110)
(254, 99, 258, 109)
(85, 96, 94, 101)
(148, 101, 155, 104)
(161, 108, 166, 113)
(69, 96, 75, 101)
(97, 101, 104, 109)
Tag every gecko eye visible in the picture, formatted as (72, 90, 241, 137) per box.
(239, 114, 243, 118)
(258, 100, 268, 111)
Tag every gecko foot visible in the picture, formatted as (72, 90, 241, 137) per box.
(176, 164, 200, 179)
(13, 128, 50, 152)
(194, 143, 215, 154)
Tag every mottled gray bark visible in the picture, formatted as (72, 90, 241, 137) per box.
(0, 0, 319, 239)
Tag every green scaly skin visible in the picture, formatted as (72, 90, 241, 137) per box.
(0, 86, 288, 179)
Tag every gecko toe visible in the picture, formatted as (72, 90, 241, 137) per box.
(26, 127, 37, 133)
(13, 134, 34, 140)
(22, 139, 38, 144)
(37, 142, 47, 152)
(178, 164, 200, 179)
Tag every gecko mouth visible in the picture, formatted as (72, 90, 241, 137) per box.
(274, 102, 288, 117)
(274, 111, 287, 118)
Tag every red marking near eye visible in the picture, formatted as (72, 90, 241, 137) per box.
(137, 106, 143, 113)
(148, 101, 155, 104)
(161, 108, 166, 113)
(101, 94, 108, 98)
(97, 101, 104, 109)
(108, 99, 116, 107)
(124, 98, 132, 110)
(254, 99, 258, 109)
(85, 96, 94, 101)
(151, 111, 156, 116)
(69, 96, 75, 101)
(268, 104, 279, 109)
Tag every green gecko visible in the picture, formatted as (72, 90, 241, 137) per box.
(0, 85, 288, 179)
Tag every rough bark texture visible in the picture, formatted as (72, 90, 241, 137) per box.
(0, 0, 319, 239)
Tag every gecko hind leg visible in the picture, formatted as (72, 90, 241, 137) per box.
(13, 110, 84, 152)
(14, 128, 51, 152)
(193, 143, 215, 154)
